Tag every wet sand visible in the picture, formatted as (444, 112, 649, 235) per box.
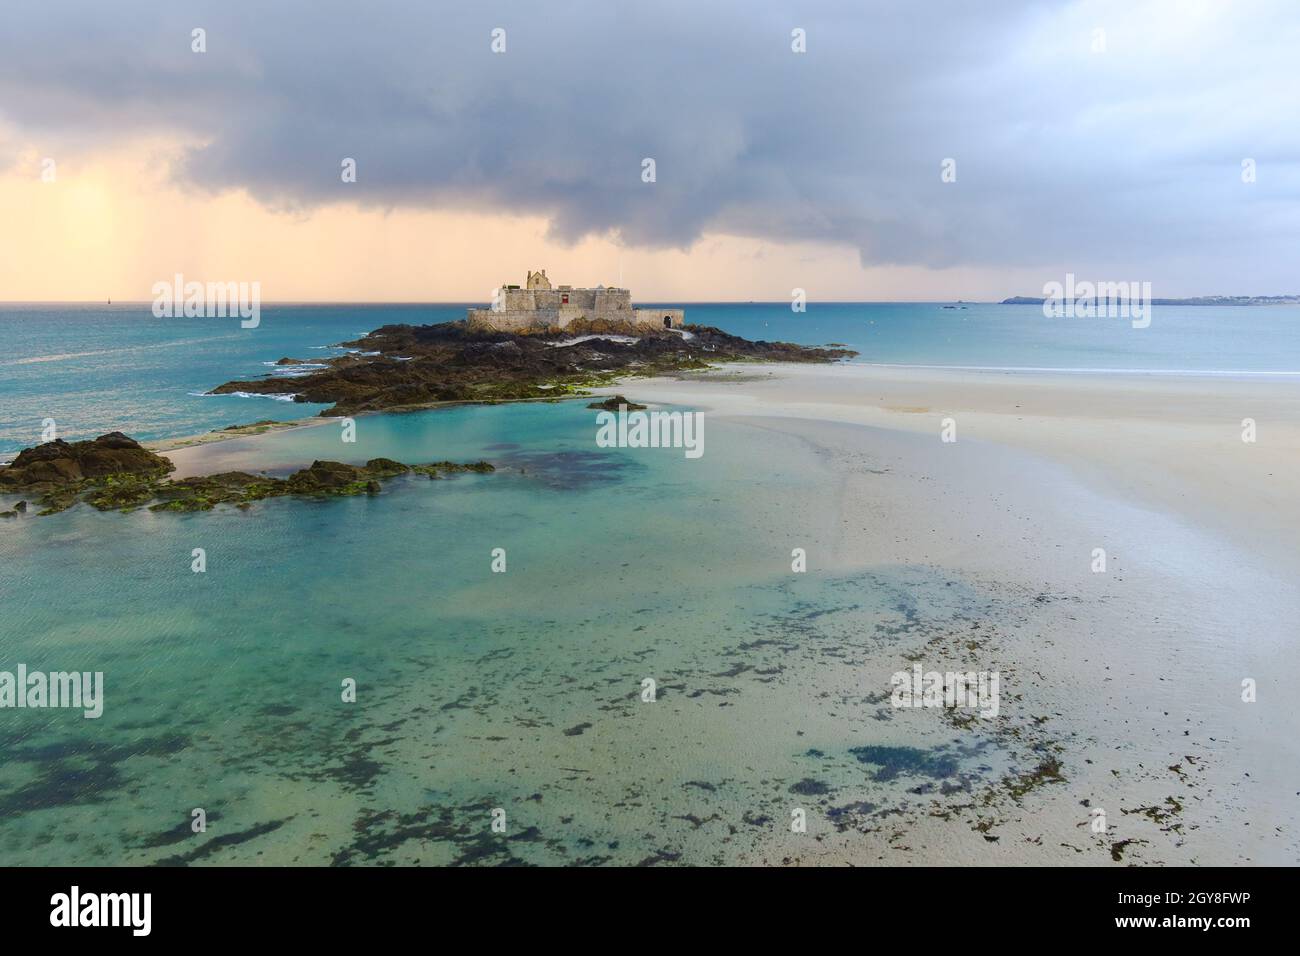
(610, 363, 1300, 576)
(588, 363, 1300, 864)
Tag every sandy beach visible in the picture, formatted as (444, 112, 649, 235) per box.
(609, 363, 1300, 577)
(585, 362, 1300, 864)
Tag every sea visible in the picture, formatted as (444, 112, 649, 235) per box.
(1, 301, 1297, 865)
(3, 301, 1299, 457)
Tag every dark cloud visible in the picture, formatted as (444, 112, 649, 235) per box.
(1, 0, 1298, 290)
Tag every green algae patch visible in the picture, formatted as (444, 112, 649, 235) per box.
(411, 461, 495, 479)
(996, 754, 1066, 802)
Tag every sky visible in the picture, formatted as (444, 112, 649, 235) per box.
(0, 0, 1297, 302)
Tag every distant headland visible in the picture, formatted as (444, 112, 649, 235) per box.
(1002, 294, 1300, 306)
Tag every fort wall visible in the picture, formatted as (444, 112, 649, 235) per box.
(468, 274, 684, 332)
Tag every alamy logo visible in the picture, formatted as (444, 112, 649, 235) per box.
(0, 665, 103, 718)
(595, 405, 704, 459)
(50, 886, 150, 936)
(890, 665, 999, 718)
(151, 273, 261, 328)
(1042, 273, 1152, 328)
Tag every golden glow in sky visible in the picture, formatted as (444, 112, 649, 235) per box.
(0, 140, 1038, 303)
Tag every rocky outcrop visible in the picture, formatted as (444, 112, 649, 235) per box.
(0, 434, 494, 516)
(211, 321, 857, 416)
(587, 395, 647, 411)
(0, 432, 174, 489)
(284, 460, 379, 495)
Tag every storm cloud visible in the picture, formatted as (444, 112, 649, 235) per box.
(2, 0, 1298, 290)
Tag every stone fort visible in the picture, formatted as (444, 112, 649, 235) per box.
(467, 270, 685, 332)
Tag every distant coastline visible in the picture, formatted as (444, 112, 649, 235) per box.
(1001, 294, 1300, 306)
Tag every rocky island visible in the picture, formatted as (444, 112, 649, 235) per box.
(209, 319, 857, 416)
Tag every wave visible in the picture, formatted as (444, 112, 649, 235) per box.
(262, 361, 329, 378)
(3, 334, 240, 366)
(188, 390, 299, 401)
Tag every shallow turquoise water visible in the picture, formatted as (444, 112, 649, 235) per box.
(0, 401, 1022, 865)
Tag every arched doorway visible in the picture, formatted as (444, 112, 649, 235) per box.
(663, 316, 672, 328)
